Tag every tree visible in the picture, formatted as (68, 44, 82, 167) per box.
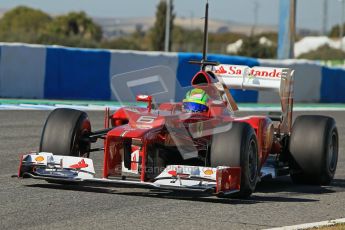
(0, 7, 102, 48)
(172, 26, 203, 52)
(42, 11, 102, 44)
(0, 6, 52, 43)
(100, 37, 142, 50)
(150, 0, 175, 51)
(100, 25, 151, 51)
(329, 23, 345, 38)
(298, 45, 345, 60)
(237, 35, 276, 58)
(208, 32, 245, 54)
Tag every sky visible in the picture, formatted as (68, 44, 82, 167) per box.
(0, 0, 343, 32)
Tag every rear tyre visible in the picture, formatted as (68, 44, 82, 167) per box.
(39, 108, 91, 157)
(289, 115, 338, 185)
(211, 122, 259, 198)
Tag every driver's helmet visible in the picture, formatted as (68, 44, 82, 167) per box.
(183, 88, 209, 112)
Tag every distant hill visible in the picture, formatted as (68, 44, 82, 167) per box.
(0, 7, 317, 39)
(0, 8, 6, 17)
(94, 16, 278, 39)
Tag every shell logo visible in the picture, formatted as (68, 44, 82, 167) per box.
(204, 169, 214, 176)
(35, 156, 45, 162)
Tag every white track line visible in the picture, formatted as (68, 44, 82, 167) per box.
(265, 218, 345, 230)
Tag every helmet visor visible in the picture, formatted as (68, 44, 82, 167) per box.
(183, 102, 208, 112)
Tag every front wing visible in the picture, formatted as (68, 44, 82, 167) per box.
(18, 152, 241, 196)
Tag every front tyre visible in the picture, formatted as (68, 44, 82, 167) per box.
(39, 108, 91, 157)
(211, 122, 259, 198)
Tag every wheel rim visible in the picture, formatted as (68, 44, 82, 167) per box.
(248, 139, 258, 183)
(78, 129, 91, 157)
(73, 118, 91, 157)
(327, 131, 338, 172)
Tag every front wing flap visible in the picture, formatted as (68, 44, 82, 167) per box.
(18, 152, 95, 179)
(18, 153, 241, 195)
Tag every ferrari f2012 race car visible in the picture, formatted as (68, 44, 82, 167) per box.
(17, 3, 338, 199)
(17, 61, 339, 198)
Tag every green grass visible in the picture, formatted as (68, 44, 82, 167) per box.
(310, 223, 345, 230)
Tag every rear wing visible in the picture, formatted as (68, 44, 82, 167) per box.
(208, 64, 295, 134)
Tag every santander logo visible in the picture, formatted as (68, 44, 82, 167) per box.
(69, 159, 89, 169)
(215, 66, 227, 74)
(215, 65, 282, 78)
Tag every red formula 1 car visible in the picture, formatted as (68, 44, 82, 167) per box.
(17, 62, 339, 198)
(17, 4, 339, 199)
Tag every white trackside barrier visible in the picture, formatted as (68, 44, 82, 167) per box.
(0, 43, 344, 103)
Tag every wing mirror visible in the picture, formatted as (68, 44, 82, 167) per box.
(136, 95, 153, 112)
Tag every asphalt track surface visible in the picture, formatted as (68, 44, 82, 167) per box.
(0, 110, 344, 230)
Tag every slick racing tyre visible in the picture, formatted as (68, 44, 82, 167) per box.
(39, 108, 91, 157)
(211, 122, 259, 198)
(289, 115, 338, 185)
